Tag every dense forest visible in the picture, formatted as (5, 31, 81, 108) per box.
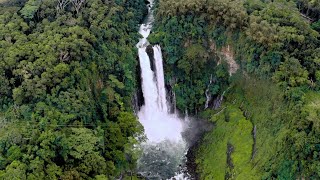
(149, 0, 320, 179)
(1, 0, 320, 179)
(0, 0, 147, 179)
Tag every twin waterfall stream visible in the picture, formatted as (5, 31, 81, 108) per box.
(138, 45, 184, 143)
(136, 0, 189, 179)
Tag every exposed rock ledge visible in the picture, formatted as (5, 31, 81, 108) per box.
(209, 40, 239, 76)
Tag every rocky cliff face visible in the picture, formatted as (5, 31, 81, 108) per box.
(209, 39, 239, 76)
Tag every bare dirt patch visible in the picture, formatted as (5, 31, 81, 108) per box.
(209, 40, 239, 75)
(0, 0, 9, 4)
(221, 45, 239, 75)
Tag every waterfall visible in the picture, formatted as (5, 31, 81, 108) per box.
(153, 45, 168, 112)
(137, 46, 188, 177)
(136, 1, 188, 179)
(173, 90, 177, 114)
(137, 46, 184, 143)
(136, 0, 184, 145)
(137, 45, 185, 143)
(205, 74, 213, 109)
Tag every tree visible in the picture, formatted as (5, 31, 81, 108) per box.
(20, 0, 41, 19)
(273, 57, 310, 87)
(56, 0, 69, 13)
(0, 161, 27, 180)
(70, 0, 85, 14)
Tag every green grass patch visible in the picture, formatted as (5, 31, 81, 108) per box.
(196, 74, 290, 179)
(196, 105, 256, 179)
(229, 75, 290, 178)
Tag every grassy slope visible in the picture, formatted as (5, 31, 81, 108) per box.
(196, 74, 288, 179)
(196, 104, 256, 180)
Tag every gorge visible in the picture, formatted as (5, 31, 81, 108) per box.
(0, 0, 320, 179)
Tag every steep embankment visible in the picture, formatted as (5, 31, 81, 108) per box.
(150, 0, 320, 179)
(196, 76, 289, 179)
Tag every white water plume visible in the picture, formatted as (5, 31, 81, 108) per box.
(137, 47, 185, 143)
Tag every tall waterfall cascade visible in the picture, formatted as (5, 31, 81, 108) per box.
(137, 45, 184, 143)
(136, 0, 188, 179)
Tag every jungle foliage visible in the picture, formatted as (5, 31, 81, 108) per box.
(0, 0, 147, 179)
(1, 0, 320, 179)
(151, 0, 320, 179)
